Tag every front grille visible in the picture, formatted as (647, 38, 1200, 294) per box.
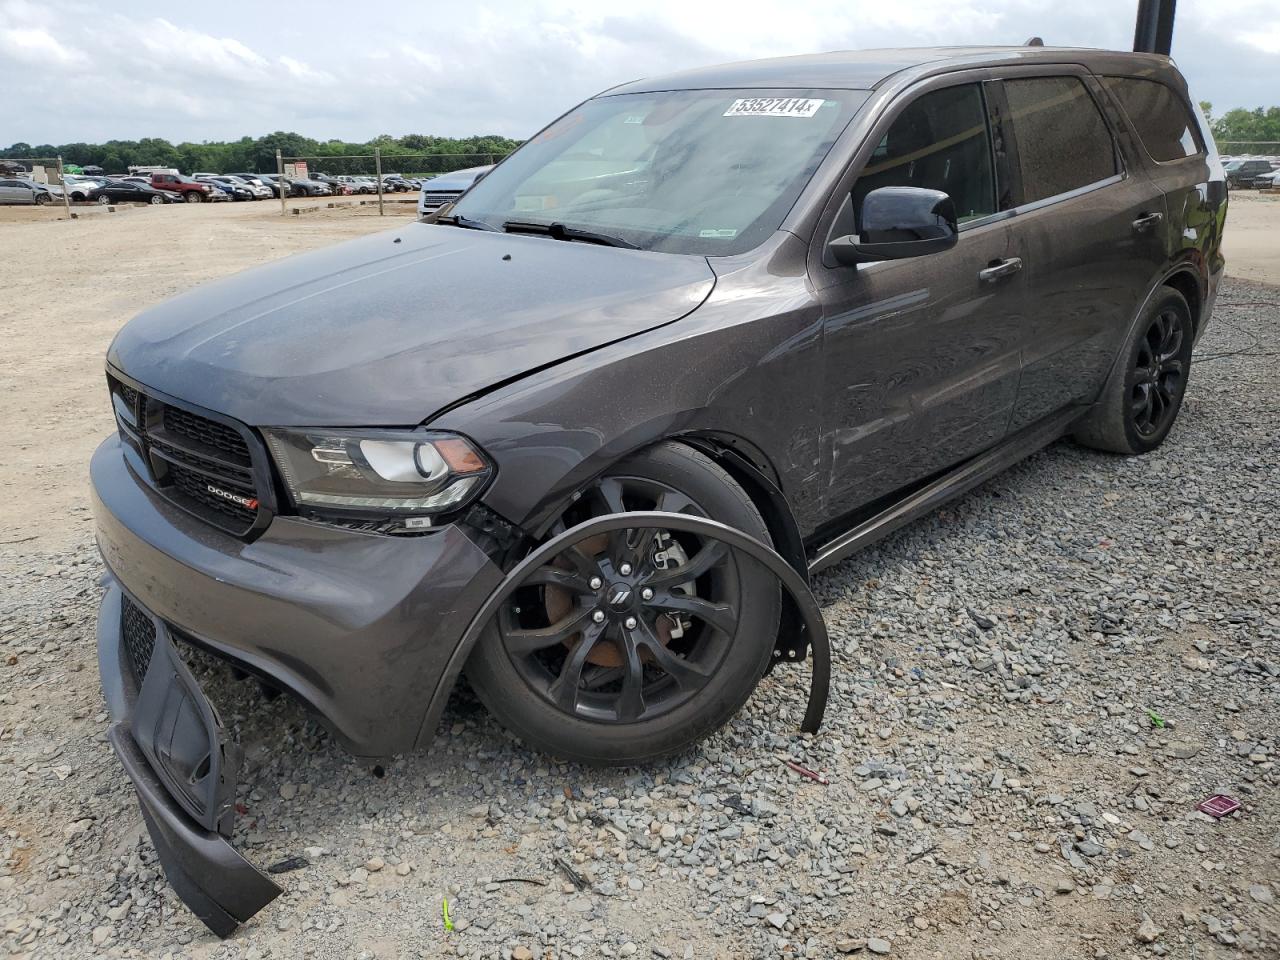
(161, 405, 251, 466)
(168, 459, 258, 526)
(421, 190, 462, 207)
(121, 595, 156, 683)
(109, 375, 265, 538)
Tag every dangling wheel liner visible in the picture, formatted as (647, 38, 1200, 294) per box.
(418, 510, 831, 746)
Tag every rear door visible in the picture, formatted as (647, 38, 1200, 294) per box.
(0, 180, 24, 204)
(810, 76, 1027, 518)
(1098, 74, 1222, 321)
(992, 70, 1168, 429)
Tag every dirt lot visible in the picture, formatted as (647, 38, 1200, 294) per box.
(1, 195, 1277, 960)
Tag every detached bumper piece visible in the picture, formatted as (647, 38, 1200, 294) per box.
(98, 586, 282, 937)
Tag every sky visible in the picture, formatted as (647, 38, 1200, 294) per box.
(1, 0, 1278, 146)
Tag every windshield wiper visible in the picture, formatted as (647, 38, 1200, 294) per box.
(501, 220, 638, 249)
(436, 213, 499, 232)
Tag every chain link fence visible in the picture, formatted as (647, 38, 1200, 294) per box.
(1219, 141, 1280, 155)
(275, 150, 509, 215)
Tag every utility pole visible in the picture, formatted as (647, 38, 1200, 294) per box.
(276, 148, 287, 215)
(1133, 0, 1177, 55)
(56, 155, 71, 219)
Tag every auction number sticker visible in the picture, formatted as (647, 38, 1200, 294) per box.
(723, 97, 824, 118)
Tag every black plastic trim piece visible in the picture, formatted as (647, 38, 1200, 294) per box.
(809, 406, 1085, 573)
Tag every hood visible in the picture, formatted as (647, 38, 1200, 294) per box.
(108, 223, 716, 426)
(423, 165, 492, 191)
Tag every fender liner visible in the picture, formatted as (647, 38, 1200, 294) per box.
(414, 511, 831, 750)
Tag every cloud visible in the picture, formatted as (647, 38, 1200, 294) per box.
(0, 0, 1275, 145)
(0, 26, 85, 66)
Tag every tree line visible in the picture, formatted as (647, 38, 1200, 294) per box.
(0, 132, 523, 175)
(1200, 104, 1280, 146)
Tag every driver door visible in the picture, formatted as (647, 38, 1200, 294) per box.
(810, 78, 1026, 520)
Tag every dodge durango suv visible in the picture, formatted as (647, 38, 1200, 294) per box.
(91, 45, 1225, 933)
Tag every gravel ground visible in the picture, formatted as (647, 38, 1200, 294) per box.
(2, 279, 1278, 960)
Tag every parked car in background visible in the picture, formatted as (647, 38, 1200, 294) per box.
(417, 164, 493, 216)
(149, 172, 213, 203)
(223, 175, 273, 199)
(1224, 158, 1274, 188)
(334, 175, 374, 194)
(308, 173, 353, 195)
(0, 177, 64, 204)
(195, 175, 255, 201)
(87, 180, 182, 205)
(228, 173, 283, 197)
(1249, 168, 1280, 189)
(64, 176, 108, 201)
(286, 177, 333, 197)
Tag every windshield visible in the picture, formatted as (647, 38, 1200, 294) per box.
(450, 88, 867, 255)
(1224, 160, 1244, 170)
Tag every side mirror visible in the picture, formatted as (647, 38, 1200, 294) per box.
(828, 186, 959, 265)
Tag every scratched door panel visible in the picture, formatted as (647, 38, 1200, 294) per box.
(819, 218, 1023, 514)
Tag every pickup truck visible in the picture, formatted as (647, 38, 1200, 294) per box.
(149, 172, 213, 203)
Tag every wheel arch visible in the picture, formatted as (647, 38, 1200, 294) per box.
(1161, 267, 1203, 337)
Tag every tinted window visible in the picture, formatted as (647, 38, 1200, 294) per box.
(854, 83, 996, 223)
(1004, 77, 1117, 203)
(1103, 76, 1202, 161)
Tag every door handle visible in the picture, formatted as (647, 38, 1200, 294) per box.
(978, 257, 1023, 283)
(1132, 211, 1164, 233)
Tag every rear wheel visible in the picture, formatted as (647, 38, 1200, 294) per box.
(1074, 287, 1194, 455)
(466, 442, 780, 765)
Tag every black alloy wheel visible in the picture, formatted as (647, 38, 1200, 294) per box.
(497, 476, 738, 724)
(1130, 306, 1185, 437)
(466, 442, 780, 764)
(1073, 287, 1194, 456)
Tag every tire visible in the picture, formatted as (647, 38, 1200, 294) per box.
(1074, 287, 1194, 455)
(97, 195, 111, 205)
(150, 195, 163, 205)
(35, 193, 50, 205)
(466, 442, 781, 765)
(185, 191, 203, 203)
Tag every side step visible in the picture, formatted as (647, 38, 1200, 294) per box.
(808, 407, 1084, 574)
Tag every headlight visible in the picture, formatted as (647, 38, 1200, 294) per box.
(264, 428, 491, 529)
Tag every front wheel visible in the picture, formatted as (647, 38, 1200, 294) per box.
(185, 191, 203, 203)
(150, 195, 163, 205)
(35, 193, 51, 205)
(97, 195, 111, 205)
(1074, 287, 1194, 455)
(466, 442, 780, 765)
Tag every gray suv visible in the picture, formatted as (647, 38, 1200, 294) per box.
(91, 45, 1225, 933)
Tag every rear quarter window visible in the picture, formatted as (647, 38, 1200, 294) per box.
(1004, 76, 1118, 204)
(1102, 76, 1203, 162)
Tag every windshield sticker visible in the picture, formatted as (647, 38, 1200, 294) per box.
(698, 228, 738, 238)
(723, 97, 824, 118)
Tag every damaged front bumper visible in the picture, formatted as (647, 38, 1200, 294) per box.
(98, 585, 282, 936)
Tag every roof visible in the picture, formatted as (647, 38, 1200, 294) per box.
(604, 46, 1175, 95)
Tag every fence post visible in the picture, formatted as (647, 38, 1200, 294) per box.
(56, 155, 72, 219)
(375, 147, 384, 216)
(276, 149, 287, 215)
